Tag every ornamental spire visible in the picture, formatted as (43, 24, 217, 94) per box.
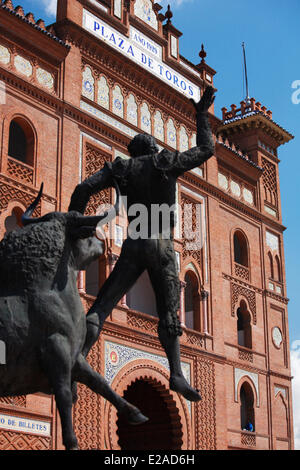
(165, 4, 173, 24)
(199, 44, 207, 63)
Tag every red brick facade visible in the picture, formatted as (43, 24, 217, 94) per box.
(0, 0, 294, 450)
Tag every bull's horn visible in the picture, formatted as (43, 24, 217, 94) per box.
(73, 178, 121, 227)
(22, 183, 48, 226)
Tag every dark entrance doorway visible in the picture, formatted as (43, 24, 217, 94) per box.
(117, 379, 183, 450)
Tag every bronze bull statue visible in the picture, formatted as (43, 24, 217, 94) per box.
(0, 182, 148, 450)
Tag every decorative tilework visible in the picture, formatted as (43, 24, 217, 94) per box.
(36, 67, 54, 90)
(112, 85, 124, 117)
(275, 386, 286, 399)
(191, 133, 196, 148)
(171, 35, 178, 58)
(243, 187, 254, 205)
(0, 45, 10, 65)
(272, 327, 283, 348)
(82, 66, 94, 100)
(134, 0, 158, 31)
(266, 231, 279, 252)
(275, 285, 282, 295)
(113, 0, 122, 19)
(179, 126, 189, 152)
(167, 119, 176, 148)
(126, 94, 138, 126)
(153, 110, 164, 142)
(140, 102, 151, 132)
(80, 100, 138, 139)
(218, 172, 229, 190)
(265, 205, 277, 218)
(104, 341, 191, 386)
(97, 76, 109, 109)
(230, 180, 241, 198)
(14, 55, 32, 77)
(190, 167, 204, 178)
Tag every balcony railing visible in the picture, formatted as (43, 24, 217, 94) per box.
(241, 430, 256, 448)
(7, 156, 34, 185)
(234, 262, 250, 282)
(238, 345, 253, 363)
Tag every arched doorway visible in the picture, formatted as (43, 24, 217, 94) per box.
(117, 379, 183, 450)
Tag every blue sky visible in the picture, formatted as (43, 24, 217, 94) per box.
(17, 0, 300, 446)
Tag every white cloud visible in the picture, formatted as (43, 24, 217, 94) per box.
(39, 0, 57, 17)
(291, 341, 300, 449)
(159, 0, 193, 7)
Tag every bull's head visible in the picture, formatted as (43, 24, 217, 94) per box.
(21, 181, 121, 271)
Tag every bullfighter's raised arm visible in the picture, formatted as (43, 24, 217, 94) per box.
(68, 162, 113, 214)
(170, 85, 216, 177)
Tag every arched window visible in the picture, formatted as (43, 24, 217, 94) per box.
(234, 231, 248, 267)
(240, 382, 255, 432)
(4, 207, 23, 235)
(274, 255, 281, 282)
(237, 300, 252, 349)
(8, 118, 35, 165)
(184, 272, 200, 331)
(267, 252, 274, 279)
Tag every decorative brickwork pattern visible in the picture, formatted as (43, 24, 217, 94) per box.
(194, 358, 216, 450)
(185, 331, 204, 348)
(7, 157, 34, 185)
(0, 430, 52, 450)
(234, 262, 250, 281)
(181, 195, 202, 268)
(241, 431, 256, 447)
(238, 348, 253, 363)
(127, 310, 158, 335)
(84, 143, 110, 216)
(0, 396, 26, 407)
(231, 282, 257, 324)
(73, 339, 103, 450)
(0, 182, 41, 216)
(261, 157, 278, 207)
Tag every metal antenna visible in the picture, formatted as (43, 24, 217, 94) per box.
(242, 42, 250, 105)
